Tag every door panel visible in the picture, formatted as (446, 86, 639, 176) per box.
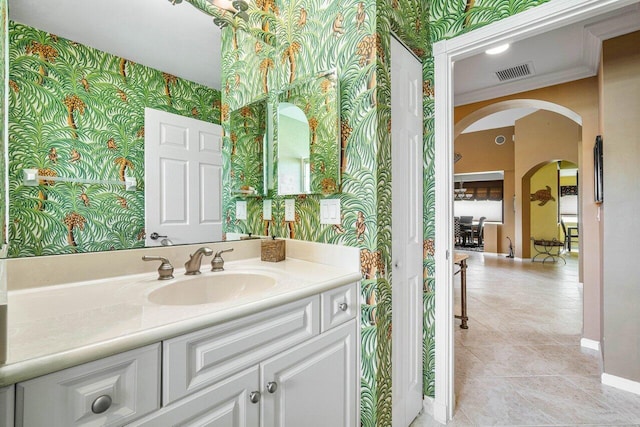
(131, 367, 259, 427)
(261, 321, 357, 427)
(391, 36, 424, 426)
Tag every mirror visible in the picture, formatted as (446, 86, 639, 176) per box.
(275, 71, 340, 196)
(3, 0, 245, 258)
(229, 99, 268, 197)
(277, 102, 310, 194)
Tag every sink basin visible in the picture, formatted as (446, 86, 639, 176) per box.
(148, 272, 277, 305)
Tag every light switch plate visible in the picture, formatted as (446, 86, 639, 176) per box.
(236, 201, 247, 220)
(263, 199, 272, 220)
(320, 199, 341, 224)
(284, 199, 295, 221)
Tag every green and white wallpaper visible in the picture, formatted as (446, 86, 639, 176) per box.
(7, 21, 221, 257)
(186, 0, 550, 425)
(0, 0, 552, 424)
(1, 0, 6, 247)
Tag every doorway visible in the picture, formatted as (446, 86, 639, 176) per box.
(433, 0, 640, 422)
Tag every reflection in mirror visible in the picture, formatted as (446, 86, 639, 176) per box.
(4, 0, 234, 257)
(144, 108, 223, 247)
(278, 103, 310, 194)
(229, 99, 267, 197)
(275, 70, 340, 196)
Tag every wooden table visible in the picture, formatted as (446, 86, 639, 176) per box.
(454, 252, 469, 329)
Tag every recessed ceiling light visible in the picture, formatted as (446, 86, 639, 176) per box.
(485, 44, 510, 55)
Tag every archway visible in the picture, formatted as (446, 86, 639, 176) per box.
(454, 100, 582, 259)
(524, 160, 579, 260)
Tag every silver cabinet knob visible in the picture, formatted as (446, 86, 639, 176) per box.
(91, 395, 112, 414)
(338, 302, 348, 311)
(249, 391, 260, 404)
(266, 381, 278, 393)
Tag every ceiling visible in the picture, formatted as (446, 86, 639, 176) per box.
(455, 2, 640, 131)
(9, 0, 222, 89)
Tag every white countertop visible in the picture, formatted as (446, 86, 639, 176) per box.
(0, 257, 361, 386)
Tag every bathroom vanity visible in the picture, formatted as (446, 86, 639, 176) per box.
(0, 240, 361, 426)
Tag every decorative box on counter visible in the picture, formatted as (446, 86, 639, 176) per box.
(261, 238, 286, 262)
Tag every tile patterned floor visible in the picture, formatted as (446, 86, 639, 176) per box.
(411, 251, 640, 426)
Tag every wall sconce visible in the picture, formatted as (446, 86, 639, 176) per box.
(168, 0, 249, 23)
(211, 0, 249, 21)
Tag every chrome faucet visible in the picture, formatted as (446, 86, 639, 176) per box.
(184, 247, 214, 275)
(211, 248, 234, 272)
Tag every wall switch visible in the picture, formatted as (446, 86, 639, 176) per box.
(320, 199, 341, 224)
(263, 199, 272, 220)
(284, 199, 296, 221)
(236, 200, 247, 220)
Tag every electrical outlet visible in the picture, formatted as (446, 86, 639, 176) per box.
(284, 199, 295, 221)
(320, 199, 341, 224)
(236, 200, 247, 220)
(263, 199, 272, 220)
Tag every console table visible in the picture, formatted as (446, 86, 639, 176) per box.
(531, 238, 565, 264)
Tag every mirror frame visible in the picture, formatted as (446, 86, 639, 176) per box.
(272, 69, 341, 197)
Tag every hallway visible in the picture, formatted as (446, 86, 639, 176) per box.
(412, 251, 640, 426)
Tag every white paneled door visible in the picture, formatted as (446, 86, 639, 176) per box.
(145, 108, 223, 246)
(391, 36, 424, 426)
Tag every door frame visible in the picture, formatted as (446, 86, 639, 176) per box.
(432, 0, 640, 422)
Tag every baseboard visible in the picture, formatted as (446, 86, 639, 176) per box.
(432, 397, 448, 424)
(580, 337, 601, 352)
(419, 396, 446, 425)
(602, 373, 640, 396)
(422, 396, 434, 417)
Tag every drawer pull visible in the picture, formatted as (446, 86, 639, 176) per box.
(338, 303, 348, 311)
(249, 391, 261, 403)
(91, 395, 113, 414)
(266, 381, 278, 393)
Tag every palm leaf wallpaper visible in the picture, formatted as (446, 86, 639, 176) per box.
(7, 21, 221, 257)
(0, 0, 6, 248)
(183, 0, 549, 424)
(0, 0, 551, 424)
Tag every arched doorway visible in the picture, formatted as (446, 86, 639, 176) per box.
(454, 101, 582, 260)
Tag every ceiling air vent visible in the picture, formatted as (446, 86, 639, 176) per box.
(495, 62, 534, 82)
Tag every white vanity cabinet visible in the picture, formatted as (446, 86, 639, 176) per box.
(0, 385, 14, 427)
(14, 343, 161, 427)
(134, 282, 359, 427)
(6, 282, 359, 427)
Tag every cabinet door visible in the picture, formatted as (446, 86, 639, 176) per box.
(0, 385, 14, 427)
(261, 320, 357, 427)
(131, 366, 259, 427)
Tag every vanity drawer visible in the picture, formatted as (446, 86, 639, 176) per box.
(321, 282, 358, 332)
(15, 343, 160, 427)
(163, 295, 319, 405)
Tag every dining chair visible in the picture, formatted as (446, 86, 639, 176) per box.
(473, 216, 486, 246)
(561, 220, 579, 252)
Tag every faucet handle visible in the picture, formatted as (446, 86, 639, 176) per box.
(212, 248, 234, 271)
(214, 248, 234, 258)
(142, 256, 174, 280)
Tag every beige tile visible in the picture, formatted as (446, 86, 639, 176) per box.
(508, 375, 634, 424)
(421, 251, 640, 426)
